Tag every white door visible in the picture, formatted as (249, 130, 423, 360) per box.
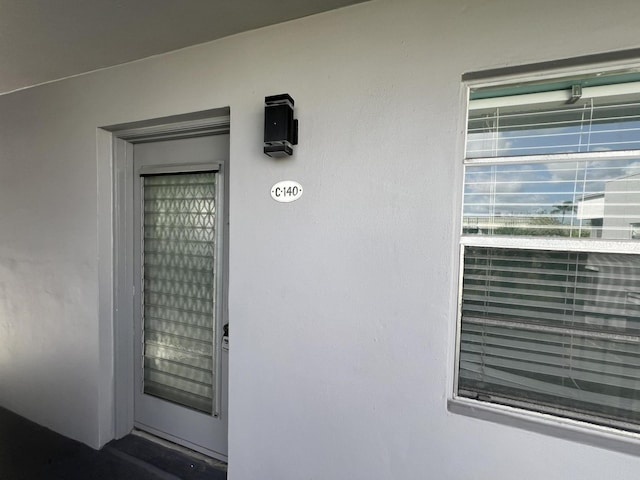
(132, 134, 229, 460)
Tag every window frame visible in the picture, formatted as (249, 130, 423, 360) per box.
(448, 59, 640, 454)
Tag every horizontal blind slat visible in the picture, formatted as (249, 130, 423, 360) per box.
(461, 345, 640, 382)
(460, 361, 640, 411)
(461, 331, 640, 366)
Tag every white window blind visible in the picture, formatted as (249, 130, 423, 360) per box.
(458, 70, 640, 433)
(460, 247, 640, 429)
(467, 82, 640, 159)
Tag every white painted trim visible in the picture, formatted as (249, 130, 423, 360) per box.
(448, 397, 640, 456)
(113, 138, 136, 439)
(133, 421, 228, 463)
(450, 57, 640, 455)
(469, 90, 571, 110)
(451, 245, 465, 397)
(459, 235, 640, 254)
(97, 128, 116, 447)
(116, 116, 230, 142)
(465, 59, 640, 91)
(445, 81, 470, 405)
(138, 163, 221, 176)
(469, 81, 640, 110)
(212, 166, 225, 419)
(97, 132, 135, 444)
(97, 110, 231, 446)
(465, 149, 640, 165)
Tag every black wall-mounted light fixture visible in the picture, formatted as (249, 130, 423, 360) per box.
(264, 94, 298, 157)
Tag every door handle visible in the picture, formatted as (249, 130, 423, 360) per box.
(222, 323, 229, 351)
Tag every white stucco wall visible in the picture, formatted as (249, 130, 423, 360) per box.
(2, 0, 640, 478)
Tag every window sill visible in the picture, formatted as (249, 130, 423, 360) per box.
(448, 396, 640, 456)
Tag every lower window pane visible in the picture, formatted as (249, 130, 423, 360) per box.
(458, 246, 640, 430)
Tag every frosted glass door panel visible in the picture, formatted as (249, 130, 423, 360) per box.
(142, 172, 217, 414)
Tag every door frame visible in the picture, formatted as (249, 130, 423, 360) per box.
(96, 108, 230, 453)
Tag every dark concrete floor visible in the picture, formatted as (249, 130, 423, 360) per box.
(0, 406, 226, 480)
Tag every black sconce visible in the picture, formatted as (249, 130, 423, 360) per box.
(264, 94, 298, 157)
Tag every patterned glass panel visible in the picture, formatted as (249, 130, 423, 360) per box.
(142, 172, 217, 414)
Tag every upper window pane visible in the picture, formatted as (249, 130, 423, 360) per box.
(463, 158, 640, 239)
(467, 86, 640, 159)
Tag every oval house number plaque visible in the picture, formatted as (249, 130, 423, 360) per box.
(271, 180, 303, 203)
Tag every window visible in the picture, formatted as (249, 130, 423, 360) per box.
(456, 67, 640, 435)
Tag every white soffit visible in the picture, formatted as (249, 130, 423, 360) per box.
(0, 0, 367, 95)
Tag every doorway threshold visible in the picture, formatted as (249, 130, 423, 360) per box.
(105, 430, 227, 479)
(0, 405, 227, 480)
